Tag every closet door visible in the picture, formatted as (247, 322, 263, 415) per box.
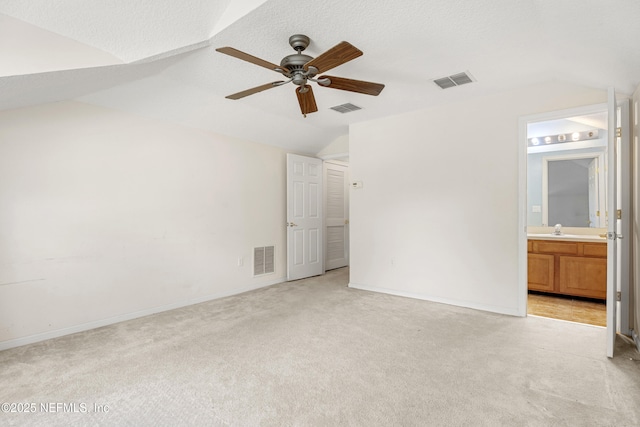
(324, 161, 349, 271)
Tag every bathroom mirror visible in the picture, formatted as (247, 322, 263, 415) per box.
(543, 153, 605, 227)
(526, 112, 608, 228)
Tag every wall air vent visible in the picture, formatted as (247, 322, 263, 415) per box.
(330, 103, 362, 114)
(433, 71, 475, 89)
(254, 246, 275, 276)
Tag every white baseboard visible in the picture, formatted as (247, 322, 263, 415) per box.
(632, 330, 640, 353)
(0, 276, 286, 352)
(348, 282, 521, 317)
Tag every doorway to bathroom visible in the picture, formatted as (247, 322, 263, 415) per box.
(519, 93, 631, 357)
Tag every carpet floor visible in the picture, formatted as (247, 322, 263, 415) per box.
(1, 267, 639, 426)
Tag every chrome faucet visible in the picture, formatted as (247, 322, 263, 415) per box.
(553, 224, 563, 235)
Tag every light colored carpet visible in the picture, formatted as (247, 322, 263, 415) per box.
(1, 267, 639, 426)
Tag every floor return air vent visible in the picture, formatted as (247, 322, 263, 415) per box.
(254, 246, 275, 276)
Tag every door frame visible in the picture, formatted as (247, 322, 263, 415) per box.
(517, 100, 631, 340)
(616, 97, 631, 336)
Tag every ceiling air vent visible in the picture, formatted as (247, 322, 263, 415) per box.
(433, 71, 475, 89)
(330, 103, 362, 114)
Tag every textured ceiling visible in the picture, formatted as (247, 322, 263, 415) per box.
(1, 0, 640, 154)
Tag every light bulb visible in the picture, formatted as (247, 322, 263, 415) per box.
(572, 132, 580, 141)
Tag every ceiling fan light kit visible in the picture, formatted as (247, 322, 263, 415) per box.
(216, 34, 385, 117)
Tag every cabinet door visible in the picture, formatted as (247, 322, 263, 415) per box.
(528, 254, 555, 292)
(558, 256, 607, 299)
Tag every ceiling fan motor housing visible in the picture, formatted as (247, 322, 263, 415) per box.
(280, 53, 316, 86)
(280, 35, 318, 86)
(280, 54, 313, 71)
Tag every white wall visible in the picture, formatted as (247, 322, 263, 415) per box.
(0, 101, 287, 349)
(316, 134, 349, 160)
(349, 81, 608, 316)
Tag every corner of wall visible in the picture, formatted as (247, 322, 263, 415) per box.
(316, 134, 349, 160)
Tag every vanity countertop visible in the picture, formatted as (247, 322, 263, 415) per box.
(527, 233, 606, 243)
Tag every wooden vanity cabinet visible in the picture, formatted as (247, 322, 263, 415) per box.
(528, 253, 555, 292)
(527, 240, 606, 299)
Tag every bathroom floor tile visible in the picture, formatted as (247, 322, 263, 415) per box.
(527, 292, 606, 326)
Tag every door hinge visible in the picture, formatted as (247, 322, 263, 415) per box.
(616, 291, 622, 302)
(616, 127, 622, 138)
(617, 209, 622, 220)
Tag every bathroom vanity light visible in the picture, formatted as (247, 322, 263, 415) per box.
(528, 129, 599, 147)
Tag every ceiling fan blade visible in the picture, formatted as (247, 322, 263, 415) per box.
(226, 81, 284, 100)
(318, 75, 385, 96)
(296, 86, 318, 117)
(216, 47, 287, 73)
(304, 41, 363, 73)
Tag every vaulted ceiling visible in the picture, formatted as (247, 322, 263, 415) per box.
(2, 0, 640, 154)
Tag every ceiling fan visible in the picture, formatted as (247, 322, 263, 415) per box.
(216, 34, 385, 117)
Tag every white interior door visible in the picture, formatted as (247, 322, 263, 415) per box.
(287, 153, 323, 281)
(324, 161, 349, 271)
(606, 87, 619, 358)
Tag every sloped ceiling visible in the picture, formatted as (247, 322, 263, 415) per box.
(1, 0, 640, 154)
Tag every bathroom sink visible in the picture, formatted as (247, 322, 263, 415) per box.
(527, 233, 606, 240)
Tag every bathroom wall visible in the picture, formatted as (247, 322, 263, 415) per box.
(0, 101, 287, 349)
